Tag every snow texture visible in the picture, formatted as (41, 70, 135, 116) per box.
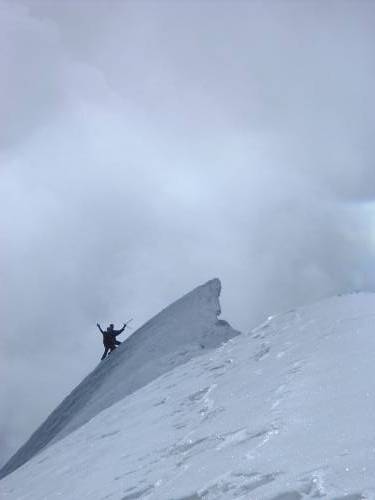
(0, 278, 239, 480)
(2, 287, 375, 499)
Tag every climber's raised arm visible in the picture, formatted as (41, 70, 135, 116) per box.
(114, 323, 126, 336)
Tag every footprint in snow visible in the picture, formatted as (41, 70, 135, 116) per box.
(188, 386, 211, 403)
(254, 343, 271, 361)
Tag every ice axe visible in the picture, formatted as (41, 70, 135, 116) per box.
(124, 318, 133, 329)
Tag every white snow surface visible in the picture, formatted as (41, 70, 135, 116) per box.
(2, 287, 375, 499)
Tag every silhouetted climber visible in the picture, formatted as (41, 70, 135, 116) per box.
(97, 323, 126, 360)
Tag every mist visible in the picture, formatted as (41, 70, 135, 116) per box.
(1, 0, 375, 466)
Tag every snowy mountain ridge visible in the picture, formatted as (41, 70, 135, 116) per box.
(0, 278, 239, 480)
(2, 281, 375, 499)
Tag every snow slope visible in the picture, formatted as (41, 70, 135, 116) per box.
(2, 289, 375, 499)
(0, 278, 239, 480)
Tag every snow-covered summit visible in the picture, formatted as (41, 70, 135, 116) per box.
(2, 289, 375, 499)
(0, 278, 239, 480)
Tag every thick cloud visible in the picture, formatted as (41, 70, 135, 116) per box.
(1, 0, 375, 466)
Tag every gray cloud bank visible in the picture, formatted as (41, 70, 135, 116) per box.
(1, 0, 375, 466)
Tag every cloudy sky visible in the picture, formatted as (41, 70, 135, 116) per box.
(1, 0, 375, 467)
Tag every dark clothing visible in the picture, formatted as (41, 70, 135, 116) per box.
(97, 323, 126, 360)
(101, 344, 116, 360)
(102, 332, 117, 348)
